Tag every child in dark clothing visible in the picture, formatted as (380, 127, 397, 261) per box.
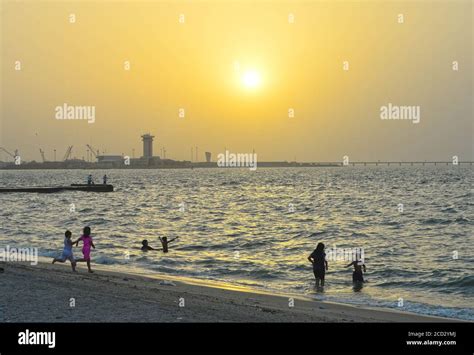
(141, 239, 155, 251)
(159, 236, 179, 253)
(346, 259, 366, 283)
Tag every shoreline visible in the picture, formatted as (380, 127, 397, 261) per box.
(0, 261, 464, 323)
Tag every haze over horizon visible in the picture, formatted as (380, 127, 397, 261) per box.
(1, 1, 472, 162)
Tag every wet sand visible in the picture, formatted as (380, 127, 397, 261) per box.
(0, 261, 459, 323)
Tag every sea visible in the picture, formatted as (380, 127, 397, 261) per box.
(0, 166, 472, 320)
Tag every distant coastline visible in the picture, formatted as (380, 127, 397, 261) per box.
(0, 161, 472, 170)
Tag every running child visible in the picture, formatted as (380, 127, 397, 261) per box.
(74, 226, 95, 273)
(52, 230, 77, 272)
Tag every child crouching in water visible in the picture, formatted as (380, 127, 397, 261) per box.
(74, 226, 95, 273)
(52, 230, 76, 272)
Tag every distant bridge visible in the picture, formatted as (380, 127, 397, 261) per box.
(340, 161, 473, 166)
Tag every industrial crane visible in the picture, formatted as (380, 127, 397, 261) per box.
(0, 147, 19, 162)
(39, 148, 47, 162)
(63, 146, 73, 161)
(86, 144, 100, 160)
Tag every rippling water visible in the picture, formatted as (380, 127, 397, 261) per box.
(1, 167, 473, 320)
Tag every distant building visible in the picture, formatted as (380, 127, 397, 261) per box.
(205, 152, 211, 163)
(141, 134, 155, 159)
(97, 155, 123, 163)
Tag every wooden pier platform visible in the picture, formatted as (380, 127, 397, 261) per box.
(0, 184, 114, 193)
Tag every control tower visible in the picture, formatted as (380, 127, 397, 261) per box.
(141, 134, 155, 159)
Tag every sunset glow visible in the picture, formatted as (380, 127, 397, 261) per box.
(242, 70, 261, 89)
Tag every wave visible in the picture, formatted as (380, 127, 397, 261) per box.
(40, 249, 61, 258)
(78, 208, 94, 213)
(109, 234, 128, 239)
(239, 268, 284, 279)
(220, 181, 240, 186)
(239, 240, 272, 248)
(377, 274, 474, 291)
(295, 218, 315, 222)
(421, 216, 471, 225)
(83, 218, 109, 225)
(454, 216, 470, 224)
(93, 255, 128, 265)
(375, 268, 425, 279)
(350, 232, 369, 238)
(454, 192, 472, 199)
(421, 218, 451, 225)
(441, 207, 457, 213)
(178, 243, 238, 251)
(322, 295, 474, 321)
(308, 231, 328, 237)
(382, 220, 401, 226)
(443, 274, 474, 288)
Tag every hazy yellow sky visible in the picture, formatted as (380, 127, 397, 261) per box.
(1, 0, 472, 162)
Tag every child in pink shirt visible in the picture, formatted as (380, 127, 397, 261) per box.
(74, 226, 96, 273)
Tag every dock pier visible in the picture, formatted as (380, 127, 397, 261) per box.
(0, 184, 114, 193)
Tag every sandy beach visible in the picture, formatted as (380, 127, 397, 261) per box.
(0, 261, 460, 323)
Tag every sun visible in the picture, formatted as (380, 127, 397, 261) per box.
(242, 70, 261, 89)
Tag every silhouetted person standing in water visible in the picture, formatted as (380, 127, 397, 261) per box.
(308, 242, 328, 287)
(159, 236, 179, 253)
(346, 258, 366, 283)
(103, 174, 107, 184)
